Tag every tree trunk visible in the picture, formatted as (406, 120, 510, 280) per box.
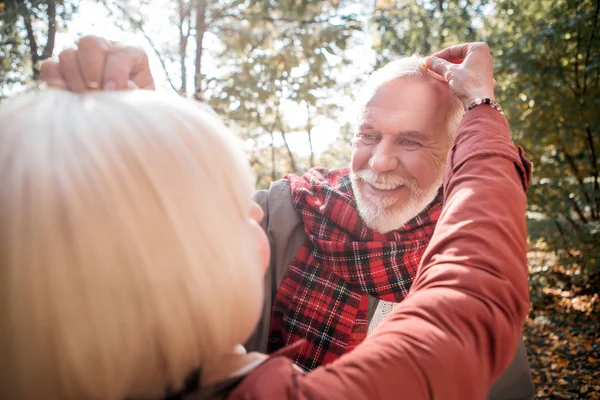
(21, 0, 57, 81)
(437, 0, 446, 48)
(271, 109, 297, 172)
(108, 1, 179, 92)
(270, 131, 277, 182)
(306, 103, 315, 168)
(194, 0, 207, 100)
(21, 5, 39, 80)
(585, 125, 600, 219)
(421, 9, 432, 55)
(42, 1, 56, 60)
(178, 0, 191, 95)
(281, 131, 297, 172)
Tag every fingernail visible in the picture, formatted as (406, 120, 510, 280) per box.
(87, 81, 100, 89)
(104, 80, 117, 91)
(44, 80, 69, 89)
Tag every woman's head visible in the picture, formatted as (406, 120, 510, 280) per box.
(0, 90, 267, 399)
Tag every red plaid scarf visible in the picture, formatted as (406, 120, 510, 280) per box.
(267, 168, 442, 371)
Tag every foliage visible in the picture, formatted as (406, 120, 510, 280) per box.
(100, 0, 362, 187)
(526, 242, 600, 398)
(205, 0, 361, 187)
(371, 0, 600, 290)
(370, 0, 487, 66)
(317, 122, 354, 169)
(0, 0, 597, 278)
(1, 1, 600, 396)
(0, 0, 78, 99)
(488, 0, 600, 290)
(0, 1, 27, 97)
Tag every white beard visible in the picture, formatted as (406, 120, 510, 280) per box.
(350, 169, 443, 234)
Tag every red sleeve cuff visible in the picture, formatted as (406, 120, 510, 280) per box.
(444, 106, 533, 192)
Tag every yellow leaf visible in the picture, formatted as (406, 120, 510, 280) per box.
(581, 385, 589, 393)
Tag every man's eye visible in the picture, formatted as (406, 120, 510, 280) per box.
(400, 139, 422, 147)
(361, 133, 377, 141)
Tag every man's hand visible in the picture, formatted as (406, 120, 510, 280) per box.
(40, 35, 155, 92)
(425, 42, 495, 108)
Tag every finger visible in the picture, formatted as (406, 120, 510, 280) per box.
(493, 79, 498, 89)
(130, 67, 156, 90)
(76, 35, 111, 90)
(431, 44, 470, 63)
(426, 56, 452, 80)
(103, 45, 155, 90)
(40, 59, 68, 89)
(423, 68, 446, 82)
(58, 48, 89, 93)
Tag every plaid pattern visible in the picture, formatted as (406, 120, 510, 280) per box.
(267, 168, 442, 371)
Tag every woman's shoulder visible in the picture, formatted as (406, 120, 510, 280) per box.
(227, 341, 306, 400)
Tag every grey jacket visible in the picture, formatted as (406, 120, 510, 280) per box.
(246, 179, 535, 400)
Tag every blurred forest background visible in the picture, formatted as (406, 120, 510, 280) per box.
(1, 0, 599, 397)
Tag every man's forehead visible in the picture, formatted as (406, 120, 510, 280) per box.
(360, 120, 423, 132)
(359, 79, 449, 127)
(358, 106, 440, 129)
(366, 76, 451, 107)
(358, 116, 429, 137)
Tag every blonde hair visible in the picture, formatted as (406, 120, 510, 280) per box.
(355, 55, 464, 141)
(0, 90, 264, 399)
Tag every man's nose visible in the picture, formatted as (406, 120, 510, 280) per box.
(369, 143, 399, 173)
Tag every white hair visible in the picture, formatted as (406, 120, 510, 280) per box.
(355, 55, 464, 140)
(0, 90, 264, 399)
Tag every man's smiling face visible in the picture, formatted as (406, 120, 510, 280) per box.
(350, 77, 453, 233)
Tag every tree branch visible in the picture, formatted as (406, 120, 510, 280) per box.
(569, 196, 588, 224)
(41, 0, 56, 60)
(557, 139, 592, 205)
(19, 3, 39, 79)
(278, 110, 297, 172)
(553, 219, 571, 251)
(582, 0, 600, 97)
(213, 10, 349, 27)
(540, 41, 575, 98)
(438, 0, 447, 49)
(269, 129, 277, 182)
(586, 124, 600, 219)
(107, 2, 179, 93)
(194, 0, 207, 99)
(177, 0, 192, 95)
(305, 102, 315, 168)
(562, 214, 587, 245)
(574, 18, 582, 94)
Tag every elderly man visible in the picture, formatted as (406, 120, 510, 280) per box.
(42, 39, 534, 399)
(254, 56, 463, 363)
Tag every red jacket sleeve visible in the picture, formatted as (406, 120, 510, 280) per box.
(230, 106, 531, 400)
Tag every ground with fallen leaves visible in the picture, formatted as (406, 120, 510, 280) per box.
(524, 242, 600, 399)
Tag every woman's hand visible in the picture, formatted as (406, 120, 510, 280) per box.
(40, 35, 155, 92)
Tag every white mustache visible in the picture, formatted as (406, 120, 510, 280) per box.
(352, 170, 414, 188)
